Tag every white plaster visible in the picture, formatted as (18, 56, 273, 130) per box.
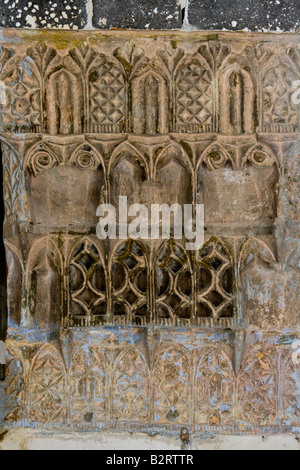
(84, 0, 95, 29)
(0, 429, 299, 451)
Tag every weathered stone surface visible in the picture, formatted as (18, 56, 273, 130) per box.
(93, 0, 181, 29)
(188, 0, 300, 32)
(0, 0, 87, 29)
(0, 30, 299, 436)
(2, 329, 300, 431)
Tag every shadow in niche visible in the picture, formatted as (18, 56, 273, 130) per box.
(0, 144, 7, 381)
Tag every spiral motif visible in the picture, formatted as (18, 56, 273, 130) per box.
(205, 148, 228, 171)
(248, 147, 275, 167)
(32, 152, 58, 175)
(74, 152, 96, 169)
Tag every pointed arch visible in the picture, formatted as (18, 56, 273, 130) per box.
(219, 57, 256, 134)
(196, 237, 234, 320)
(26, 236, 62, 326)
(68, 236, 107, 326)
(239, 236, 277, 274)
(108, 141, 149, 179)
(261, 55, 299, 132)
(196, 346, 234, 426)
(237, 347, 277, 427)
(24, 141, 60, 177)
(29, 343, 66, 425)
(175, 56, 214, 133)
(112, 347, 150, 423)
(154, 240, 193, 326)
(108, 141, 149, 207)
(153, 344, 191, 425)
(154, 141, 193, 177)
(45, 66, 84, 135)
(27, 236, 62, 276)
(132, 67, 169, 135)
(110, 239, 149, 325)
(155, 141, 193, 206)
(69, 344, 107, 426)
(5, 241, 23, 326)
(198, 142, 233, 172)
(89, 60, 126, 133)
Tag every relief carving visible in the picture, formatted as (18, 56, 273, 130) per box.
(195, 347, 234, 426)
(29, 343, 66, 425)
(0, 31, 299, 435)
(69, 346, 107, 427)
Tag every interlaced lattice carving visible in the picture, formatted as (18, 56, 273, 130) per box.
(111, 239, 149, 325)
(196, 238, 234, 321)
(69, 239, 107, 326)
(155, 241, 193, 326)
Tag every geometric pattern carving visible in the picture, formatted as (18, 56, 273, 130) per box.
(69, 239, 107, 327)
(153, 346, 190, 426)
(0, 50, 42, 133)
(196, 238, 234, 320)
(3, 336, 298, 433)
(113, 348, 149, 424)
(90, 62, 126, 133)
(237, 349, 277, 427)
(195, 347, 234, 427)
(176, 62, 213, 133)
(155, 241, 193, 325)
(0, 37, 299, 135)
(111, 240, 149, 325)
(29, 344, 66, 425)
(263, 58, 299, 133)
(69, 346, 107, 428)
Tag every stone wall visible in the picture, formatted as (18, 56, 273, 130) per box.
(1, 0, 300, 31)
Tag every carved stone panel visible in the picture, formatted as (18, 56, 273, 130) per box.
(0, 30, 299, 436)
